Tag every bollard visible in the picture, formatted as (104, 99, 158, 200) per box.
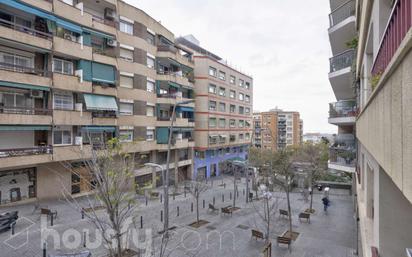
(140, 216, 143, 229)
(191, 202, 193, 212)
(81, 209, 85, 219)
(203, 199, 205, 209)
(42, 242, 47, 257)
(243, 189, 245, 195)
(213, 197, 215, 205)
(222, 194, 224, 202)
(160, 194, 163, 203)
(50, 214, 54, 227)
(145, 197, 148, 206)
(177, 206, 179, 217)
(237, 191, 239, 198)
(83, 232, 86, 248)
(161, 210, 163, 222)
(11, 221, 15, 235)
(230, 192, 232, 200)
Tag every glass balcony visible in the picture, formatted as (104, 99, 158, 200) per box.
(329, 134, 356, 167)
(329, 49, 355, 73)
(329, 0, 355, 28)
(329, 100, 357, 118)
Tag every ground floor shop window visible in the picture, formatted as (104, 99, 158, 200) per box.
(0, 167, 36, 204)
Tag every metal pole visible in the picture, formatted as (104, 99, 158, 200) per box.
(177, 206, 179, 217)
(42, 242, 46, 257)
(246, 164, 250, 203)
(83, 232, 86, 248)
(140, 216, 143, 228)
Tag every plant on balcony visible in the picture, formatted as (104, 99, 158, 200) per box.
(370, 72, 382, 91)
(337, 150, 356, 164)
(346, 36, 358, 49)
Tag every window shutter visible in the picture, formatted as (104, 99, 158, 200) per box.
(133, 126, 146, 141)
(133, 22, 147, 38)
(133, 74, 146, 90)
(134, 48, 147, 65)
(133, 100, 147, 115)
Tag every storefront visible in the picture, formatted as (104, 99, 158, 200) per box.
(0, 167, 36, 204)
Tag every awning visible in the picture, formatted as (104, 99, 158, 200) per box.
(0, 0, 55, 21)
(179, 127, 193, 132)
(0, 81, 50, 91)
(83, 27, 114, 40)
(0, 125, 51, 131)
(83, 94, 118, 111)
(81, 126, 116, 132)
(56, 18, 82, 34)
(168, 81, 181, 89)
(176, 106, 194, 113)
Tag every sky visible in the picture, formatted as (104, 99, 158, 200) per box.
(125, 0, 337, 133)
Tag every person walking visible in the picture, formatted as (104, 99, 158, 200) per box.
(322, 196, 330, 212)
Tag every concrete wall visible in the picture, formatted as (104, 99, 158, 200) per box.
(37, 162, 71, 200)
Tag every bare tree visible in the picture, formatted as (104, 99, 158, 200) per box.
(187, 178, 209, 224)
(61, 138, 138, 257)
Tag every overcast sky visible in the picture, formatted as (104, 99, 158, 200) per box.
(125, 0, 337, 133)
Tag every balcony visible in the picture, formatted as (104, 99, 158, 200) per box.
(0, 146, 52, 169)
(0, 63, 52, 88)
(157, 71, 192, 88)
(328, 100, 357, 125)
(53, 73, 92, 93)
(53, 36, 93, 60)
(0, 106, 52, 125)
(328, 147, 356, 173)
(328, 0, 356, 54)
(0, 18, 53, 50)
(372, 0, 412, 76)
(53, 0, 93, 28)
(157, 44, 194, 68)
(91, 15, 117, 36)
(53, 109, 92, 125)
(329, 49, 356, 100)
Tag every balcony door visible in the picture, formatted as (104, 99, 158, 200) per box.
(2, 91, 33, 114)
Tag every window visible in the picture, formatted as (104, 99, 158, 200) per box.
(120, 20, 133, 35)
(245, 82, 250, 89)
(239, 120, 244, 128)
(119, 48, 134, 62)
(120, 75, 133, 88)
(230, 104, 235, 113)
(147, 55, 155, 69)
(119, 102, 133, 115)
(53, 127, 72, 145)
(245, 107, 250, 114)
(195, 150, 205, 159)
(218, 71, 226, 80)
(220, 136, 227, 144)
(147, 79, 155, 92)
(218, 87, 226, 97)
(209, 117, 217, 127)
(146, 129, 155, 141)
(245, 120, 251, 128)
(219, 102, 226, 112)
(209, 136, 218, 145)
(209, 67, 217, 77)
(239, 93, 244, 101)
(245, 95, 250, 102)
(219, 118, 226, 128)
(53, 92, 73, 110)
(147, 31, 155, 45)
(287, 127, 292, 131)
(229, 119, 236, 128)
(239, 79, 244, 87)
(229, 90, 235, 99)
(287, 121, 292, 126)
(230, 75, 236, 84)
(239, 106, 244, 114)
(287, 133, 293, 138)
(239, 134, 244, 140)
(119, 130, 133, 142)
(146, 105, 155, 116)
(208, 84, 217, 94)
(209, 101, 217, 111)
(230, 134, 236, 142)
(52, 58, 73, 75)
(0, 52, 33, 69)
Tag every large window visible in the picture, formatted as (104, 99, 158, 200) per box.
(218, 71, 226, 81)
(229, 119, 236, 128)
(209, 118, 217, 127)
(119, 130, 133, 142)
(147, 79, 155, 92)
(219, 118, 226, 128)
(146, 129, 155, 141)
(245, 95, 250, 102)
(52, 58, 73, 75)
(238, 120, 245, 128)
(245, 107, 250, 114)
(239, 93, 244, 101)
(239, 106, 244, 114)
(0, 52, 34, 70)
(146, 31, 155, 45)
(218, 87, 226, 97)
(230, 75, 236, 84)
(209, 67, 217, 77)
(147, 55, 155, 69)
(208, 84, 216, 94)
(119, 102, 133, 115)
(119, 48, 134, 62)
(120, 75, 133, 88)
(229, 90, 235, 99)
(245, 82, 250, 89)
(53, 92, 73, 110)
(53, 126, 72, 145)
(209, 101, 217, 111)
(219, 102, 226, 112)
(239, 79, 244, 87)
(120, 20, 133, 35)
(230, 104, 235, 113)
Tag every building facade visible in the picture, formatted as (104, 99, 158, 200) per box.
(0, 0, 196, 204)
(177, 36, 253, 179)
(252, 109, 302, 150)
(328, 0, 412, 256)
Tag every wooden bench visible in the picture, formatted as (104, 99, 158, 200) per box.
(221, 206, 233, 216)
(298, 212, 311, 223)
(41, 208, 57, 219)
(279, 209, 289, 218)
(251, 229, 264, 240)
(277, 236, 291, 251)
(208, 204, 219, 213)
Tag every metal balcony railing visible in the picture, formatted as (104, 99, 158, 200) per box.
(0, 106, 52, 116)
(329, 0, 356, 27)
(372, 0, 412, 76)
(0, 62, 51, 77)
(0, 145, 53, 158)
(329, 49, 355, 72)
(0, 18, 53, 40)
(157, 44, 178, 54)
(329, 100, 358, 118)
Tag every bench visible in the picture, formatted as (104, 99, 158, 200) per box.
(41, 208, 57, 219)
(221, 206, 233, 216)
(277, 236, 291, 250)
(208, 204, 219, 213)
(251, 229, 264, 240)
(298, 212, 310, 223)
(279, 209, 288, 218)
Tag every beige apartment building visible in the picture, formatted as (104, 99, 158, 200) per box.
(0, 0, 196, 204)
(253, 109, 302, 150)
(176, 36, 253, 179)
(328, 0, 412, 256)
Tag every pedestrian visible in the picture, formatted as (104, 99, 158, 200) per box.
(322, 197, 330, 212)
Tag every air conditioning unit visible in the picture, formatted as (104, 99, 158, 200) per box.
(30, 90, 43, 98)
(64, 33, 75, 42)
(104, 8, 116, 20)
(107, 39, 117, 47)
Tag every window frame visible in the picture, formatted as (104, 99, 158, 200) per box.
(119, 20, 133, 35)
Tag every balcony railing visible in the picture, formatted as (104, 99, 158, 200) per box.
(329, 147, 356, 167)
(329, 49, 355, 72)
(0, 62, 51, 77)
(329, 0, 355, 27)
(157, 44, 178, 54)
(371, 0, 412, 76)
(0, 106, 52, 116)
(329, 100, 358, 118)
(0, 18, 53, 40)
(91, 14, 117, 28)
(0, 146, 53, 158)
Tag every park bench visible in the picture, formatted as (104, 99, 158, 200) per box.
(221, 206, 233, 216)
(251, 229, 264, 240)
(298, 212, 311, 223)
(41, 208, 57, 219)
(208, 204, 219, 213)
(279, 209, 289, 218)
(277, 236, 291, 250)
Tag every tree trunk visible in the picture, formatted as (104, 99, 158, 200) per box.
(309, 184, 314, 211)
(286, 187, 293, 239)
(266, 198, 270, 243)
(233, 179, 236, 208)
(196, 196, 200, 223)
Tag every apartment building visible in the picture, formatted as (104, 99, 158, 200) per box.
(0, 0, 196, 204)
(328, 0, 412, 256)
(252, 109, 302, 150)
(176, 36, 253, 179)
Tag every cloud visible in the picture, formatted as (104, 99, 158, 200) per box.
(125, 0, 337, 133)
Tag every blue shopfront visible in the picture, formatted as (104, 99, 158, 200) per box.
(193, 145, 249, 179)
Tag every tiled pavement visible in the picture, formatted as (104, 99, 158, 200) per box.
(0, 177, 357, 257)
